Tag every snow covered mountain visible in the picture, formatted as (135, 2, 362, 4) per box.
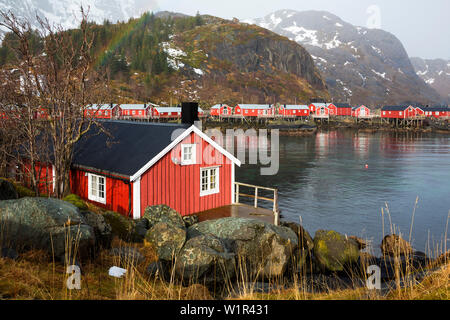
(0, 0, 148, 34)
(245, 10, 442, 106)
(411, 57, 450, 103)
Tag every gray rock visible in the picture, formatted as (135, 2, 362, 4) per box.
(0, 197, 96, 259)
(145, 222, 186, 262)
(81, 211, 112, 249)
(380, 234, 413, 257)
(175, 234, 236, 285)
(133, 218, 150, 242)
(0, 179, 18, 201)
(187, 217, 298, 279)
(143, 204, 185, 230)
(313, 230, 360, 273)
(183, 215, 199, 228)
(280, 221, 314, 272)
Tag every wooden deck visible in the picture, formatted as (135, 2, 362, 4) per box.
(196, 204, 276, 224)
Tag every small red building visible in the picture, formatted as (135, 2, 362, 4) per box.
(29, 121, 241, 218)
(309, 103, 328, 114)
(85, 104, 119, 119)
(314, 104, 330, 116)
(381, 105, 416, 119)
(414, 106, 425, 116)
(119, 104, 152, 118)
(352, 105, 371, 118)
(334, 103, 353, 116)
(152, 106, 182, 118)
(210, 104, 233, 116)
(278, 105, 310, 117)
(423, 106, 449, 118)
(234, 104, 275, 117)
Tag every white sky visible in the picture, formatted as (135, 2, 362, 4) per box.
(149, 0, 450, 60)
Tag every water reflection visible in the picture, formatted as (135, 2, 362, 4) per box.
(236, 129, 450, 254)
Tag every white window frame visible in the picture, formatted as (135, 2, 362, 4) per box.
(200, 166, 220, 196)
(88, 173, 106, 204)
(181, 144, 196, 165)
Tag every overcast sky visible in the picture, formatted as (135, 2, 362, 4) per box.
(149, 0, 450, 60)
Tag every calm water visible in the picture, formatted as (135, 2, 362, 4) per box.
(236, 130, 450, 254)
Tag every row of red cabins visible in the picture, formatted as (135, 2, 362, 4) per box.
(211, 103, 450, 119)
(81, 104, 205, 120)
(211, 103, 370, 117)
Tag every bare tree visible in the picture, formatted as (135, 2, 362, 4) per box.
(0, 8, 109, 198)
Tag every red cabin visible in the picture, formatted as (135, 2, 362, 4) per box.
(352, 105, 371, 118)
(315, 105, 330, 116)
(278, 105, 310, 117)
(423, 106, 449, 118)
(210, 104, 233, 116)
(234, 104, 274, 117)
(119, 104, 152, 118)
(334, 103, 353, 116)
(85, 104, 119, 119)
(308, 103, 328, 114)
(414, 106, 425, 116)
(152, 106, 182, 118)
(22, 122, 241, 218)
(381, 105, 416, 119)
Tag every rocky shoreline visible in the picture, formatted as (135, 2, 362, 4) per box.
(1, 183, 446, 296)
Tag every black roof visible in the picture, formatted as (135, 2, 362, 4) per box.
(381, 105, 409, 111)
(423, 106, 449, 112)
(334, 103, 352, 108)
(73, 121, 190, 177)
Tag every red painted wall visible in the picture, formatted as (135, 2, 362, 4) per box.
(70, 169, 133, 216)
(139, 132, 233, 217)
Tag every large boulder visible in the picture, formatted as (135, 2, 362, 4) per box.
(313, 230, 360, 273)
(187, 217, 298, 279)
(102, 211, 143, 243)
(143, 205, 185, 229)
(174, 234, 236, 285)
(0, 179, 18, 201)
(145, 222, 186, 261)
(380, 234, 413, 257)
(0, 197, 96, 260)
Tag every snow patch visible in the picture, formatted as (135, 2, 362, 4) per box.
(335, 23, 343, 27)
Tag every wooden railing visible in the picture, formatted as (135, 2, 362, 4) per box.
(234, 182, 280, 225)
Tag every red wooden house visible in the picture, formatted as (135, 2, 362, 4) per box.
(381, 106, 416, 119)
(119, 104, 152, 118)
(414, 106, 425, 116)
(23, 121, 241, 218)
(210, 104, 233, 116)
(152, 106, 182, 118)
(85, 104, 119, 119)
(423, 106, 449, 118)
(234, 104, 275, 117)
(314, 104, 330, 116)
(278, 105, 310, 117)
(352, 105, 371, 117)
(334, 103, 353, 116)
(308, 103, 328, 114)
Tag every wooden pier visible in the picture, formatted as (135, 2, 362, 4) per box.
(196, 181, 280, 225)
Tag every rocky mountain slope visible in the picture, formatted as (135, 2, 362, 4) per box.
(245, 10, 442, 106)
(152, 16, 328, 104)
(410, 57, 450, 103)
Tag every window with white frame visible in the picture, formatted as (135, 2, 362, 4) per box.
(181, 144, 196, 165)
(200, 167, 219, 196)
(88, 173, 106, 204)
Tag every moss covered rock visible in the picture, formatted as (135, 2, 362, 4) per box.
(0, 197, 96, 259)
(313, 230, 360, 273)
(187, 217, 298, 279)
(143, 204, 185, 229)
(174, 234, 235, 285)
(102, 211, 136, 242)
(145, 222, 186, 261)
(63, 194, 88, 211)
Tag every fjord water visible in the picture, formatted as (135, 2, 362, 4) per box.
(236, 130, 450, 254)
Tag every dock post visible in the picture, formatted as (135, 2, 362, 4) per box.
(273, 189, 279, 226)
(254, 187, 258, 208)
(235, 183, 239, 204)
